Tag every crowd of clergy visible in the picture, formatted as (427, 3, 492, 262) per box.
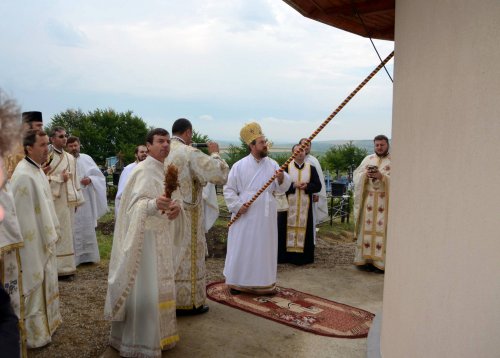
(0, 109, 108, 356)
(0, 98, 390, 357)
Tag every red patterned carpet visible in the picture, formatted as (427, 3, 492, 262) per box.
(206, 282, 374, 338)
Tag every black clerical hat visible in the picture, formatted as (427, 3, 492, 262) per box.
(22, 111, 43, 123)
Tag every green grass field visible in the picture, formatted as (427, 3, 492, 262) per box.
(96, 208, 114, 261)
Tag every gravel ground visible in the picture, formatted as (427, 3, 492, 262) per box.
(27, 233, 355, 358)
(29, 263, 110, 358)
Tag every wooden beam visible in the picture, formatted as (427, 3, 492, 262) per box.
(323, 0, 395, 17)
(370, 24, 395, 39)
(318, 15, 367, 35)
(282, 0, 395, 41)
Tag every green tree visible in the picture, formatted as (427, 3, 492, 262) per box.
(223, 139, 248, 168)
(191, 130, 210, 155)
(270, 152, 291, 167)
(47, 108, 149, 165)
(321, 141, 368, 178)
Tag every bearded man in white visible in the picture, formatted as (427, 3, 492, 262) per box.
(353, 134, 391, 271)
(223, 122, 291, 295)
(66, 136, 108, 265)
(105, 128, 185, 357)
(10, 130, 62, 348)
(47, 127, 84, 277)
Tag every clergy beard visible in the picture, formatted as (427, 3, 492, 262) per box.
(376, 150, 389, 158)
(257, 148, 268, 158)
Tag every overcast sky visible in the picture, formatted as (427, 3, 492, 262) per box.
(0, 0, 394, 143)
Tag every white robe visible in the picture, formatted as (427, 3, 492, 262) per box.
(114, 162, 137, 218)
(47, 149, 83, 276)
(353, 154, 391, 270)
(223, 155, 291, 288)
(10, 159, 62, 348)
(165, 139, 229, 309)
(105, 156, 186, 358)
(202, 183, 219, 234)
(305, 154, 328, 232)
(73, 153, 108, 265)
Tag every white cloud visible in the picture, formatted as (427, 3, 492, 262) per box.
(0, 0, 394, 143)
(45, 19, 88, 47)
(198, 114, 214, 121)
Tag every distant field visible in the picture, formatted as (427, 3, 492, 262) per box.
(217, 139, 379, 154)
(219, 146, 291, 154)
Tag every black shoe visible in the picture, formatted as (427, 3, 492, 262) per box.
(229, 288, 242, 295)
(356, 264, 375, 272)
(58, 274, 75, 281)
(176, 305, 209, 316)
(195, 305, 209, 314)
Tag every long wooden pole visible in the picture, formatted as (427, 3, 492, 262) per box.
(228, 51, 394, 228)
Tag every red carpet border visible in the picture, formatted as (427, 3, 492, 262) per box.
(206, 281, 374, 338)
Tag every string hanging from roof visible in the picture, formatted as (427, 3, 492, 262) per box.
(227, 50, 394, 228)
(350, 0, 394, 82)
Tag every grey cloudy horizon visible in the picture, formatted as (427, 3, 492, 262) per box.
(0, 0, 394, 142)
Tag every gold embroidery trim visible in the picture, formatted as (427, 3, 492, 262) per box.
(160, 334, 180, 348)
(286, 163, 310, 251)
(0, 242, 24, 254)
(56, 252, 75, 258)
(16, 249, 27, 358)
(46, 292, 60, 306)
(110, 202, 148, 319)
(190, 181, 199, 307)
(158, 300, 175, 310)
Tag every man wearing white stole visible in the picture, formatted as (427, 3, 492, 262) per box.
(66, 136, 108, 266)
(223, 122, 291, 295)
(278, 144, 322, 265)
(10, 130, 62, 348)
(105, 128, 185, 357)
(353, 134, 391, 271)
(165, 118, 228, 315)
(47, 127, 84, 277)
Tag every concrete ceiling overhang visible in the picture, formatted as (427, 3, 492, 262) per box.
(283, 0, 395, 41)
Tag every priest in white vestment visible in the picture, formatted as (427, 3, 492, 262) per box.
(0, 103, 26, 357)
(47, 127, 84, 277)
(114, 144, 147, 218)
(10, 130, 62, 348)
(353, 135, 391, 271)
(165, 118, 228, 315)
(66, 136, 108, 265)
(299, 138, 329, 238)
(223, 122, 291, 295)
(105, 128, 186, 358)
(278, 144, 322, 265)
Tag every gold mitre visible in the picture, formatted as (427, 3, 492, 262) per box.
(240, 122, 264, 145)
